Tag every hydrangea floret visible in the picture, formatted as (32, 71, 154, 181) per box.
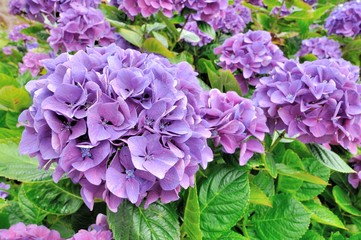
(324, 0, 361, 38)
(253, 58, 361, 153)
(0, 182, 10, 199)
(214, 30, 286, 79)
(19, 51, 49, 77)
(296, 37, 342, 59)
(201, 89, 269, 165)
(18, 44, 213, 212)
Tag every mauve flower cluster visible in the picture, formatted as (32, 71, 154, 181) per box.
(212, 0, 252, 35)
(18, 44, 212, 212)
(253, 58, 361, 153)
(183, 21, 214, 47)
(0, 182, 10, 199)
(201, 89, 269, 165)
(348, 155, 361, 188)
(247, 0, 263, 6)
(2, 46, 17, 55)
(270, 5, 292, 17)
(325, 0, 361, 38)
(8, 24, 36, 42)
(69, 214, 112, 240)
(214, 30, 286, 79)
(178, 0, 229, 22)
(0, 222, 62, 240)
(19, 52, 49, 77)
(48, 3, 115, 53)
(296, 37, 342, 59)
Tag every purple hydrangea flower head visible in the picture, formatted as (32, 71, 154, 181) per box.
(348, 155, 361, 188)
(19, 44, 213, 211)
(8, 24, 36, 42)
(270, 4, 292, 17)
(19, 51, 49, 77)
(201, 89, 269, 165)
(69, 213, 112, 240)
(183, 21, 214, 47)
(246, 0, 263, 6)
(296, 37, 342, 59)
(8, 0, 26, 15)
(0, 182, 10, 199)
(214, 30, 286, 80)
(253, 58, 361, 153)
(2, 46, 17, 55)
(177, 0, 229, 22)
(303, 0, 317, 5)
(325, 0, 361, 38)
(212, 0, 252, 34)
(0, 223, 62, 240)
(115, 0, 175, 18)
(48, 4, 115, 53)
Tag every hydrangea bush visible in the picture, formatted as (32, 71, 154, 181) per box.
(0, 0, 361, 239)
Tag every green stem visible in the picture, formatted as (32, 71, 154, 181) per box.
(269, 131, 285, 152)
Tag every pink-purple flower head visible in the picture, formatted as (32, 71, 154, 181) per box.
(19, 51, 50, 77)
(253, 58, 361, 153)
(214, 30, 286, 80)
(325, 0, 361, 38)
(201, 89, 269, 165)
(296, 37, 342, 59)
(348, 155, 361, 188)
(270, 4, 292, 17)
(8, 24, 36, 42)
(0, 222, 62, 240)
(19, 44, 213, 211)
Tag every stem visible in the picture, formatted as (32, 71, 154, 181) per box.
(269, 131, 285, 152)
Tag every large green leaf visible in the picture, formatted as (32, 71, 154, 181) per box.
(307, 144, 355, 173)
(252, 171, 275, 197)
(303, 201, 346, 230)
(0, 86, 31, 112)
(300, 230, 325, 240)
(197, 21, 216, 38)
(252, 194, 310, 240)
(0, 128, 23, 143)
(0, 142, 53, 182)
(263, 153, 277, 178)
(342, 39, 361, 65)
(107, 201, 180, 240)
(18, 185, 47, 224)
(218, 231, 248, 239)
(199, 165, 250, 238)
(181, 182, 202, 240)
(22, 179, 83, 215)
(142, 38, 175, 58)
(250, 182, 272, 207)
(333, 186, 361, 216)
(118, 28, 143, 47)
(276, 163, 328, 185)
(219, 69, 242, 96)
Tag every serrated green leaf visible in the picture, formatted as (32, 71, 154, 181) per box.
(218, 231, 248, 239)
(0, 86, 31, 112)
(303, 201, 346, 230)
(18, 185, 47, 224)
(253, 171, 275, 197)
(7, 201, 34, 225)
(107, 201, 180, 240)
(118, 28, 143, 47)
(253, 194, 310, 240)
(333, 186, 361, 216)
(0, 73, 18, 88)
(307, 143, 355, 173)
(276, 163, 328, 185)
(250, 182, 272, 207)
(263, 153, 277, 178)
(179, 29, 201, 43)
(342, 39, 361, 65)
(142, 38, 175, 58)
(5, 112, 20, 129)
(0, 128, 23, 143)
(300, 230, 325, 240)
(22, 179, 83, 216)
(17, 71, 33, 87)
(0, 62, 17, 77)
(181, 182, 202, 240)
(199, 165, 250, 238)
(0, 142, 53, 182)
(197, 21, 216, 38)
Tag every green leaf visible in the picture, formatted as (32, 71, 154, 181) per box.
(263, 0, 281, 9)
(292, 0, 312, 10)
(197, 21, 216, 38)
(263, 153, 277, 178)
(0, 86, 31, 112)
(199, 165, 250, 238)
(7, 201, 34, 225)
(0, 62, 17, 77)
(303, 201, 346, 230)
(253, 171, 275, 197)
(219, 69, 242, 96)
(218, 231, 248, 239)
(5, 112, 20, 129)
(333, 186, 361, 216)
(181, 182, 202, 240)
(17, 71, 33, 87)
(22, 179, 83, 215)
(179, 29, 201, 43)
(276, 163, 328, 185)
(307, 143, 355, 173)
(250, 182, 272, 207)
(342, 39, 361, 65)
(285, 10, 313, 20)
(142, 38, 175, 58)
(18, 185, 47, 224)
(0, 73, 18, 88)
(0, 128, 23, 144)
(157, 12, 180, 40)
(197, 58, 216, 74)
(300, 230, 325, 240)
(253, 194, 310, 240)
(152, 31, 169, 48)
(118, 28, 143, 47)
(0, 142, 53, 182)
(107, 201, 180, 240)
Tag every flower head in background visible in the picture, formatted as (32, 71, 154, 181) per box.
(178, 0, 229, 22)
(348, 155, 361, 188)
(214, 30, 286, 80)
(2, 46, 17, 55)
(253, 58, 361, 153)
(19, 51, 49, 77)
(8, 24, 36, 42)
(325, 0, 361, 38)
(270, 4, 292, 17)
(201, 89, 269, 165)
(69, 214, 112, 240)
(19, 44, 212, 211)
(296, 37, 342, 59)
(0, 222, 62, 240)
(0, 182, 10, 199)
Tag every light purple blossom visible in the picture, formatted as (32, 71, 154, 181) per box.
(19, 44, 213, 211)
(201, 89, 269, 165)
(69, 214, 112, 240)
(214, 30, 286, 80)
(2, 46, 17, 55)
(19, 52, 49, 77)
(0, 222, 62, 240)
(8, 24, 36, 42)
(270, 4, 292, 17)
(177, 0, 229, 22)
(348, 155, 361, 188)
(253, 58, 361, 153)
(325, 1, 361, 38)
(246, 0, 263, 6)
(296, 37, 342, 59)
(0, 182, 10, 199)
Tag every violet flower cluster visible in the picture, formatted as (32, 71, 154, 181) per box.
(296, 37, 342, 59)
(0, 182, 10, 199)
(212, 0, 252, 35)
(8, 24, 36, 43)
(69, 214, 112, 240)
(18, 44, 212, 212)
(270, 5, 292, 17)
(214, 30, 286, 79)
(19, 52, 49, 77)
(253, 58, 361, 153)
(325, 0, 361, 38)
(348, 155, 361, 188)
(201, 89, 269, 165)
